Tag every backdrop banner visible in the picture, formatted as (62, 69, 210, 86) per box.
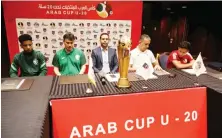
(3, 1, 142, 75)
(51, 87, 207, 138)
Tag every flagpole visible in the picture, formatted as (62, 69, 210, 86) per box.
(86, 57, 96, 93)
(86, 83, 93, 94)
(194, 76, 200, 86)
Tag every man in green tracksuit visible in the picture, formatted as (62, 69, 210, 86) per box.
(52, 33, 86, 76)
(9, 34, 47, 77)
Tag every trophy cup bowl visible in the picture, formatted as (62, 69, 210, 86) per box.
(116, 36, 132, 88)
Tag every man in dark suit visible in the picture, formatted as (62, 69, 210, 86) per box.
(91, 33, 118, 73)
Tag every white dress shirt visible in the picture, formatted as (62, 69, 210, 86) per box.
(101, 47, 110, 73)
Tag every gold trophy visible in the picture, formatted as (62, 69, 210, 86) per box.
(117, 36, 132, 88)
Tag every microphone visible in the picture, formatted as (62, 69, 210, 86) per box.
(98, 71, 106, 85)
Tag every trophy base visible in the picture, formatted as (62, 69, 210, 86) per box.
(116, 78, 131, 89)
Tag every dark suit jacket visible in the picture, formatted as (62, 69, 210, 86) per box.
(91, 47, 118, 73)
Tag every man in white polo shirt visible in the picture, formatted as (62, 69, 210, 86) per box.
(129, 34, 162, 71)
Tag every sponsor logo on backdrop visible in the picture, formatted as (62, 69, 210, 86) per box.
(96, 2, 113, 18)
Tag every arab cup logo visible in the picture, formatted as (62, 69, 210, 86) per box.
(195, 61, 202, 70)
(96, 1, 113, 18)
(143, 63, 149, 69)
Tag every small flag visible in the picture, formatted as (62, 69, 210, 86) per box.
(88, 57, 96, 86)
(192, 52, 206, 77)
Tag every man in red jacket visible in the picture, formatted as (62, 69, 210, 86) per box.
(167, 41, 195, 69)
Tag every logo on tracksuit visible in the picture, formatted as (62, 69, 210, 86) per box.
(33, 58, 38, 65)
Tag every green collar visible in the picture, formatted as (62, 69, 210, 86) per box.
(63, 48, 74, 55)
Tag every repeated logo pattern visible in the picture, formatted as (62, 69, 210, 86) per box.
(16, 18, 132, 66)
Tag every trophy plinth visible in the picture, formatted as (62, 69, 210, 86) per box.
(117, 78, 130, 88)
(116, 36, 132, 89)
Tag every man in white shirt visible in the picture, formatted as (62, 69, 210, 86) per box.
(129, 34, 162, 71)
(91, 33, 118, 74)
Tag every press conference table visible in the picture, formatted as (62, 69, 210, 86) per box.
(1, 68, 222, 138)
(174, 67, 222, 138)
(1, 76, 53, 138)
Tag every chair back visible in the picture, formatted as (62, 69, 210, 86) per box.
(159, 52, 169, 70)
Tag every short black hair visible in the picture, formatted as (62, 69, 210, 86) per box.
(178, 41, 191, 51)
(63, 33, 75, 41)
(100, 33, 109, 39)
(18, 34, 32, 44)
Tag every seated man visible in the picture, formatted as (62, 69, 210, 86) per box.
(9, 34, 47, 77)
(167, 41, 194, 69)
(91, 33, 118, 74)
(129, 34, 162, 71)
(52, 33, 86, 76)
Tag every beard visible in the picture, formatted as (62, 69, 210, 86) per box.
(23, 49, 33, 55)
